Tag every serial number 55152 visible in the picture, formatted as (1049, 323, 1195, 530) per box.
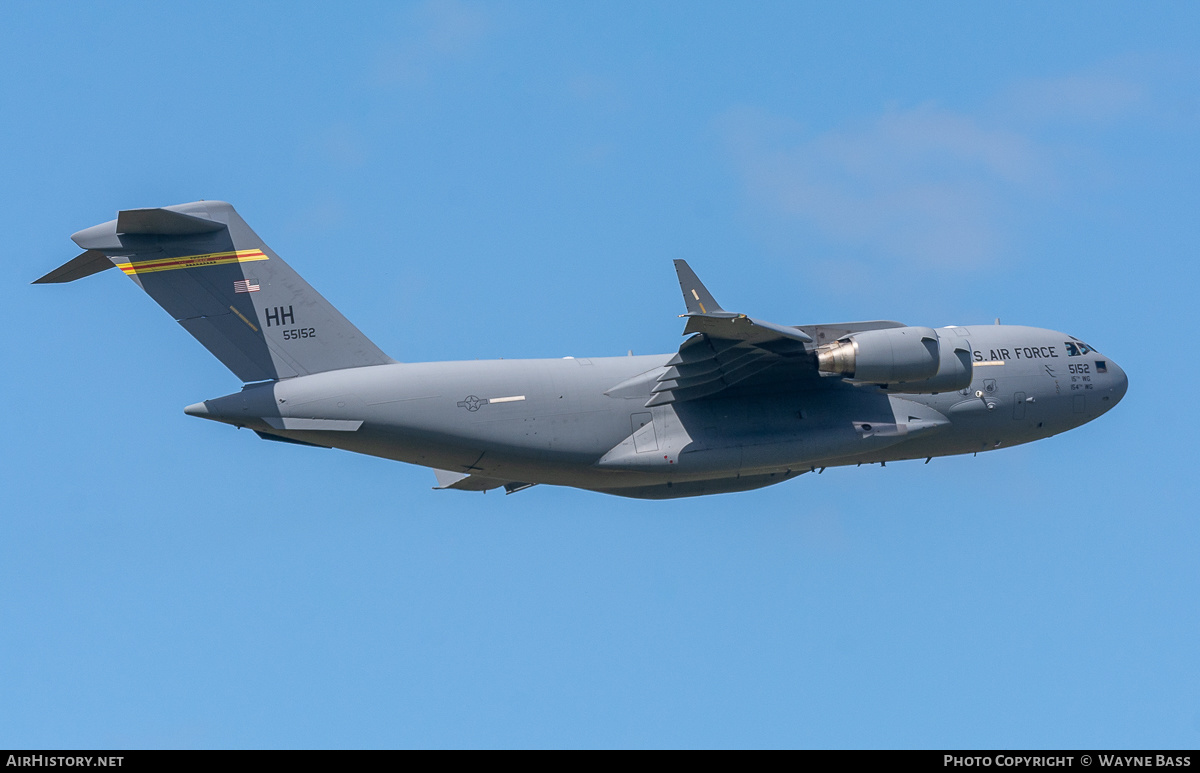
(282, 328, 316, 340)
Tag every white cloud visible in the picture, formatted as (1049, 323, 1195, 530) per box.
(999, 73, 1144, 123)
(723, 71, 1145, 268)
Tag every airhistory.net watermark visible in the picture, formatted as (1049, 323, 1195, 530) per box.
(5, 757, 123, 767)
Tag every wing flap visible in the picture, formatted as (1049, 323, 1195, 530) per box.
(651, 349, 772, 393)
(666, 334, 741, 366)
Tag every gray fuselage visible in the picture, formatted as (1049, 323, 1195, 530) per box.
(187, 324, 1127, 499)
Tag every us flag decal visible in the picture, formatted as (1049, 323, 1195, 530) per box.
(233, 278, 261, 293)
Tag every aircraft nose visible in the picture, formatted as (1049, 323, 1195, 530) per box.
(1107, 359, 1128, 405)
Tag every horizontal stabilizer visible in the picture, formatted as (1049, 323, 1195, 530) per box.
(32, 250, 114, 284)
(116, 207, 227, 236)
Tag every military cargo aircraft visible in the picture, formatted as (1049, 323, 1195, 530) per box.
(36, 201, 1127, 498)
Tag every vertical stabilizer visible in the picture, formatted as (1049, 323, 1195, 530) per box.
(39, 201, 393, 382)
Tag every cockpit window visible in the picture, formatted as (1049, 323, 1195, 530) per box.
(1065, 342, 1079, 356)
(1065, 341, 1094, 356)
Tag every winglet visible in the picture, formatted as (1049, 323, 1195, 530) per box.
(673, 259, 725, 315)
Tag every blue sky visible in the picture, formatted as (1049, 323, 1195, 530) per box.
(2, 1, 1198, 748)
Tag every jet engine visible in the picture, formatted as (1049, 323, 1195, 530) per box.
(816, 326, 972, 393)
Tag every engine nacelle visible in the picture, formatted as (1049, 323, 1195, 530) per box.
(816, 326, 972, 393)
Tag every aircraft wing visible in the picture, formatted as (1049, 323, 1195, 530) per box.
(649, 261, 905, 407)
(645, 261, 813, 406)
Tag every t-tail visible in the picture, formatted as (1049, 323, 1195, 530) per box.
(35, 201, 393, 381)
